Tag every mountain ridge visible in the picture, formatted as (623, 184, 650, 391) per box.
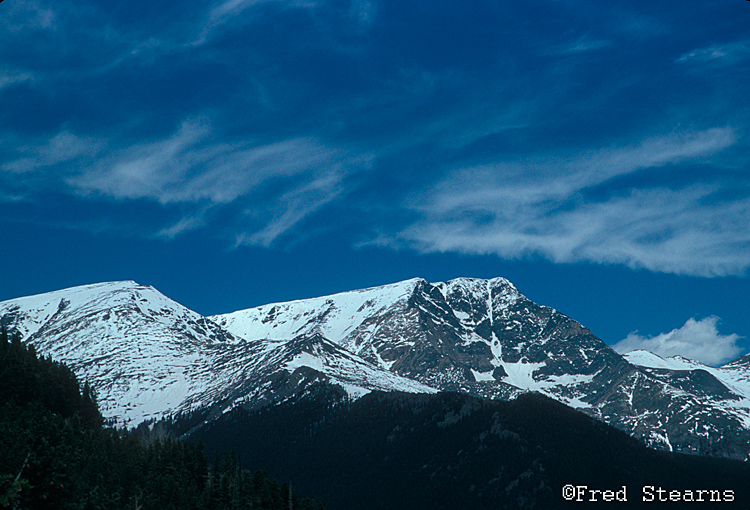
(2, 277, 750, 460)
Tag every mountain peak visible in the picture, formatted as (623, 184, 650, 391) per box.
(0, 279, 242, 425)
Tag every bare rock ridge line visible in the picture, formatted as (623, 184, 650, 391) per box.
(1, 277, 750, 460)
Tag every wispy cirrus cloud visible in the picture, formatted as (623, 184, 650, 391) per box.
(553, 34, 612, 55)
(612, 316, 743, 366)
(2, 119, 370, 245)
(193, 0, 321, 46)
(0, 69, 33, 92)
(677, 39, 750, 66)
(0, 0, 56, 32)
(380, 127, 749, 277)
(209, 0, 318, 19)
(2, 132, 103, 174)
(71, 120, 369, 243)
(236, 165, 347, 247)
(71, 120, 360, 202)
(2, 0, 750, 282)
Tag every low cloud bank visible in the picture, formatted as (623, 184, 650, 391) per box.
(612, 316, 743, 366)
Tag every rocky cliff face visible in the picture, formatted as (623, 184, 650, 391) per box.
(212, 277, 628, 410)
(212, 276, 750, 459)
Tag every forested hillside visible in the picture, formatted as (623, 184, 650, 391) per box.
(185, 385, 750, 509)
(0, 328, 324, 510)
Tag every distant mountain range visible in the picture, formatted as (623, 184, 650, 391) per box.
(2, 277, 749, 460)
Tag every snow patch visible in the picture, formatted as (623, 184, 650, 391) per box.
(500, 361, 545, 390)
(471, 369, 496, 382)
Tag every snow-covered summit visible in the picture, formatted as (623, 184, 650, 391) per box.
(2, 281, 149, 337)
(0, 281, 241, 425)
(211, 277, 425, 344)
(212, 276, 616, 407)
(212, 276, 524, 344)
(623, 350, 707, 371)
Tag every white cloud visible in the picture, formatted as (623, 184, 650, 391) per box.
(2, 131, 103, 173)
(69, 120, 338, 201)
(155, 207, 213, 240)
(0, 0, 56, 32)
(69, 120, 210, 201)
(0, 69, 33, 92)
(677, 40, 750, 65)
(237, 164, 347, 247)
(388, 127, 750, 277)
(349, 0, 377, 27)
(554, 35, 612, 55)
(58, 119, 370, 244)
(611, 317, 743, 366)
(193, 0, 319, 46)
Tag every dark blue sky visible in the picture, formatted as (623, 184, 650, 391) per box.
(1, 0, 748, 364)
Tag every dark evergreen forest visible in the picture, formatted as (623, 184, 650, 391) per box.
(185, 385, 750, 509)
(0, 328, 324, 510)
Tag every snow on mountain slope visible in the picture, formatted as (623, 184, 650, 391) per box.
(720, 355, 750, 403)
(212, 276, 620, 407)
(625, 349, 750, 403)
(621, 349, 750, 453)
(0, 281, 242, 425)
(0, 281, 436, 425)
(211, 278, 423, 345)
(188, 332, 437, 417)
(624, 350, 702, 371)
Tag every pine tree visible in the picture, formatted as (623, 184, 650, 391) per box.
(81, 381, 103, 429)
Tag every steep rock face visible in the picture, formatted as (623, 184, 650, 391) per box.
(213, 277, 631, 409)
(213, 277, 750, 460)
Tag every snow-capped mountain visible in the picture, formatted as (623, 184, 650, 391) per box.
(2, 277, 750, 460)
(0, 281, 432, 425)
(0, 281, 241, 424)
(213, 277, 750, 459)
(624, 350, 750, 400)
(212, 277, 625, 405)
